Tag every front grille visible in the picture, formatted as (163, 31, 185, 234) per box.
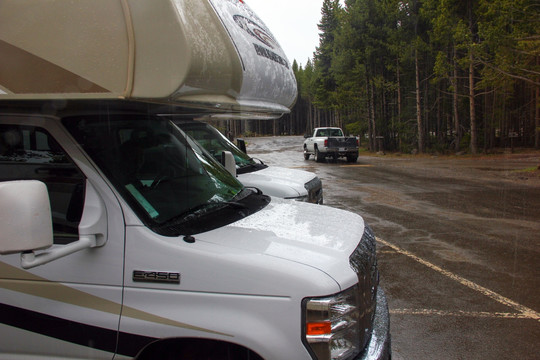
(304, 177, 323, 204)
(349, 224, 379, 352)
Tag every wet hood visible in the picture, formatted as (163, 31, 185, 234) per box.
(237, 166, 317, 198)
(199, 198, 365, 286)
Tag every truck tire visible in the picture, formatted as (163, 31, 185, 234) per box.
(304, 149, 310, 160)
(346, 154, 358, 163)
(315, 147, 323, 163)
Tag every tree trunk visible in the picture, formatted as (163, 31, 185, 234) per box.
(468, 8, 477, 155)
(534, 56, 540, 149)
(469, 53, 477, 154)
(397, 58, 402, 150)
(397, 57, 402, 122)
(366, 78, 373, 151)
(370, 80, 377, 152)
(452, 46, 460, 151)
(437, 88, 442, 143)
(309, 101, 314, 133)
(415, 48, 424, 153)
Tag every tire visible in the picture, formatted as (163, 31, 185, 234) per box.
(315, 147, 323, 163)
(346, 154, 358, 163)
(304, 150, 310, 160)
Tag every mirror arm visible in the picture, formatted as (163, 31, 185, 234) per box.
(21, 235, 98, 269)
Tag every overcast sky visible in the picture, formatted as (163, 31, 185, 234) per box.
(246, 0, 325, 68)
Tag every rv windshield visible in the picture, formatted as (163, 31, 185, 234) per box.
(174, 121, 268, 175)
(63, 114, 269, 236)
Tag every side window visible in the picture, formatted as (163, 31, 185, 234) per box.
(0, 125, 86, 244)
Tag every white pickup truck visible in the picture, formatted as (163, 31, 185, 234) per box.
(0, 1, 389, 359)
(304, 127, 359, 163)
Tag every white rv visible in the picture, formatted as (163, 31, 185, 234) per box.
(0, 1, 390, 359)
(174, 119, 323, 204)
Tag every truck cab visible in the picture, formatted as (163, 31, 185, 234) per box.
(0, 1, 389, 359)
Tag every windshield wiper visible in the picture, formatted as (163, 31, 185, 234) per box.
(163, 201, 248, 227)
(250, 157, 265, 165)
(237, 161, 268, 174)
(152, 188, 266, 237)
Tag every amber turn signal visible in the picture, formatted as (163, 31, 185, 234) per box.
(306, 321, 331, 336)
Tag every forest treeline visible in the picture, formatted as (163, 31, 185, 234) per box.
(249, 0, 539, 154)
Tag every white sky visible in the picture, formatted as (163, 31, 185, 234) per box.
(246, 0, 325, 68)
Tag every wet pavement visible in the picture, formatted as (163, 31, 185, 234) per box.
(244, 135, 540, 360)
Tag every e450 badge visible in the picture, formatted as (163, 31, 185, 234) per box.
(133, 270, 180, 284)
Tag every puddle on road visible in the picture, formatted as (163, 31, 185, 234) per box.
(400, 234, 491, 268)
(355, 185, 416, 210)
(434, 248, 479, 263)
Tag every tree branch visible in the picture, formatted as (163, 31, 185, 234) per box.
(478, 59, 540, 86)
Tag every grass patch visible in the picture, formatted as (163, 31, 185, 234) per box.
(514, 166, 539, 173)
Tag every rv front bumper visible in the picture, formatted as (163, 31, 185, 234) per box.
(356, 287, 391, 360)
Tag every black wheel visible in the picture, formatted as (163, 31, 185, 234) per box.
(304, 150, 310, 160)
(346, 155, 358, 163)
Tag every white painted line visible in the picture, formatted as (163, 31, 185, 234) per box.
(377, 237, 540, 322)
(390, 309, 529, 319)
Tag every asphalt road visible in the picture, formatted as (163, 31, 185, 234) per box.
(244, 135, 540, 360)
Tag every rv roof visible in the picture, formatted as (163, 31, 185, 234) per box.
(0, 0, 297, 118)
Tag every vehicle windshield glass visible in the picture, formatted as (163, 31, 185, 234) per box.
(316, 128, 343, 137)
(177, 121, 255, 168)
(63, 114, 247, 234)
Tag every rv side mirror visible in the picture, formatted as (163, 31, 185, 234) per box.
(19, 180, 107, 269)
(237, 138, 247, 154)
(221, 151, 237, 177)
(0, 180, 53, 255)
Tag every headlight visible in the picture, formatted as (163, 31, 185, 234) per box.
(303, 285, 361, 360)
(285, 194, 309, 202)
(303, 225, 379, 360)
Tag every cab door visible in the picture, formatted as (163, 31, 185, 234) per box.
(0, 115, 125, 359)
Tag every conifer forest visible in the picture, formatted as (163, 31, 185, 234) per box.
(245, 0, 540, 154)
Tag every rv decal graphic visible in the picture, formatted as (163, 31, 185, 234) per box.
(0, 302, 153, 357)
(253, 44, 289, 69)
(0, 40, 109, 95)
(0, 262, 231, 344)
(233, 15, 277, 49)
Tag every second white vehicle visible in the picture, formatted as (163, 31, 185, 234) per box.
(175, 119, 323, 204)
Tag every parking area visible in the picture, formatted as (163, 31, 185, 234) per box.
(245, 135, 540, 359)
